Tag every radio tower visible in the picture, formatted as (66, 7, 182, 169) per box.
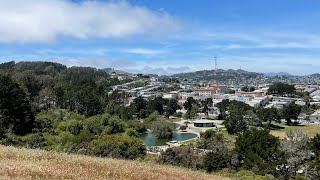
(214, 56, 218, 70)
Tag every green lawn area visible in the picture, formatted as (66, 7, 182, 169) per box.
(220, 129, 237, 149)
(181, 138, 196, 145)
(270, 122, 320, 138)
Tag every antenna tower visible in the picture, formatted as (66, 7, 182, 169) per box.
(214, 56, 218, 70)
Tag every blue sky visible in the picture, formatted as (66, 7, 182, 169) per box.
(0, 0, 320, 75)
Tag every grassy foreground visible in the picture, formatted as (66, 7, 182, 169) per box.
(0, 145, 230, 180)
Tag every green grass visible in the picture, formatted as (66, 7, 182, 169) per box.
(220, 130, 237, 150)
(180, 138, 197, 145)
(270, 122, 320, 138)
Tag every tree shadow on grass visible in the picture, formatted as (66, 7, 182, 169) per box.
(269, 124, 285, 130)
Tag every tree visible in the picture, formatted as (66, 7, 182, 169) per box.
(165, 99, 180, 118)
(150, 118, 176, 138)
(216, 99, 230, 114)
(73, 90, 104, 117)
(124, 128, 139, 138)
(131, 96, 148, 118)
(197, 130, 231, 173)
(241, 86, 255, 92)
(0, 75, 35, 135)
(183, 97, 196, 111)
(148, 97, 166, 115)
(305, 134, 320, 179)
(224, 101, 251, 134)
(241, 86, 249, 92)
(225, 108, 247, 134)
(197, 129, 226, 151)
(235, 129, 285, 175)
(310, 134, 320, 157)
(201, 98, 213, 117)
(268, 82, 295, 96)
(257, 107, 280, 125)
(203, 151, 230, 173)
(185, 105, 199, 120)
(244, 110, 262, 127)
(282, 103, 302, 125)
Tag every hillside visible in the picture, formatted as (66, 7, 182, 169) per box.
(171, 69, 263, 84)
(0, 145, 230, 180)
(264, 72, 293, 77)
(103, 67, 131, 75)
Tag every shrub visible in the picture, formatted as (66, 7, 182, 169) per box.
(179, 125, 187, 131)
(89, 135, 146, 160)
(235, 129, 285, 175)
(158, 145, 202, 169)
(124, 128, 139, 138)
(19, 133, 46, 149)
(203, 151, 230, 173)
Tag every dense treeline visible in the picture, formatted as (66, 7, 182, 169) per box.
(0, 61, 180, 160)
(268, 82, 295, 96)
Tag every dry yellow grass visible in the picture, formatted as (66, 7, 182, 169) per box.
(0, 145, 231, 180)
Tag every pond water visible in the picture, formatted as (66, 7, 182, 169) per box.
(139, 132, 198, 146)
(175, 123, 181, 128)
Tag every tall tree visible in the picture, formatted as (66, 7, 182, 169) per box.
(224, 101, 251, 134)
(165, 99, 180, 118)
(0, 75, 35, 135)
(131, 96, 148, 119)
(183, 97, 196, 111)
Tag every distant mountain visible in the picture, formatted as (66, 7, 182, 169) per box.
(307, 73, 320, 78)
(102, 68, 130, 75)
(264, 72, 293, 77)
(171, 69, 264, 84)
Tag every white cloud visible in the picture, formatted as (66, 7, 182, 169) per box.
(190, 30, 320, 49)
(0, 0, 181, 43)
(123, 66, 191, 75)
(37, 48, 109, 56)
(56, 58, 136, 69)
(123, 48, 167, 55)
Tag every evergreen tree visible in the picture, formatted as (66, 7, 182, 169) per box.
(0, 75, 35, 135)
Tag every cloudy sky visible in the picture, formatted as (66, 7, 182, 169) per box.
(0, 0, 320, 75)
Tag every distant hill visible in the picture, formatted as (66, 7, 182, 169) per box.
(264, 72, 293, 77)
(307, 73, 320, 78)
(171, 69, 264, 83)
(103, 68, 130, 75)
(0, 145, 229, 180)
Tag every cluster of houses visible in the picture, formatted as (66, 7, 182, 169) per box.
(109, 74, 320, 123)
(177, 84, 270, 109)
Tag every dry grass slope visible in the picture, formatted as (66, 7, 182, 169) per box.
(0, 145, 231, 180)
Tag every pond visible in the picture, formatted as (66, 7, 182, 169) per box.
(139, 132, 198, 146)
(175, 123, 181, 129)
